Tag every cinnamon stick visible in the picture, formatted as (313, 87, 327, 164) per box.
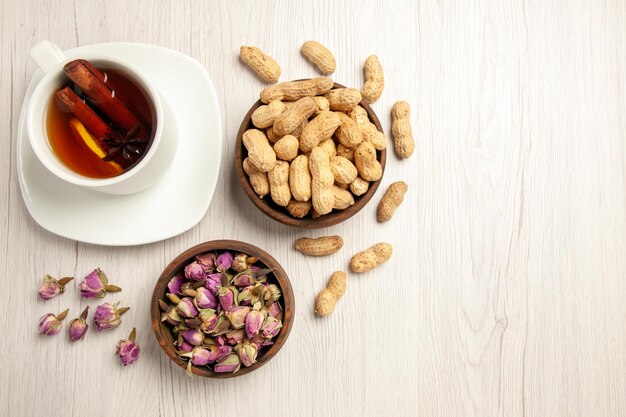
(63, 60, 149, 139)
(55, 87, 115, 143)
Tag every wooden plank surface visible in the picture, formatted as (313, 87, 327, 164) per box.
(1, 1, 626, 416)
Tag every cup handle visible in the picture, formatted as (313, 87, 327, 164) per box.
(30, 40, 66, 73)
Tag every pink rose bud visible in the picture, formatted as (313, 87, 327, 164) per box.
(266, 301, 283, 320)
(93, 302, 129, 331)
(167, 274, 184, 295)
(161, 307, 182, 326)
(189, 347, 213, 366)
(177, 297, 199, 318)
(231, 253, 248, 273)
(216, 252, 233, 272)
(196, 252, 216, 270)
(116, 328, 140, 366)
(250, 333, 274, 348)
(68, 306, 89, 342)
(266, 284, 281, 302)
(38, 275, 73, 300)
(261, 316, 283, 339)
(198, 308, 216, 323)
(205, 273, 222, 295)
(237, 341, 258, 367)
(79, 268, 121, 298)
(38, 309, 69, 336)
(232, 271, 255, 287)
(194, 287, 218, 309)
(245, 309, 265, 340)
(208, 315, 232, 336)
(184, 262, 206, 281)
(225, 329, 245, 345)
(226, 306, 251, 329)
(182, 329, 204, 346)
(218, 286, 238, 311)
(178, 341, 194, 353)
(213, 353, 241, 373)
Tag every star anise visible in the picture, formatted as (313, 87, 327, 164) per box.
(102, 124, 147, 162)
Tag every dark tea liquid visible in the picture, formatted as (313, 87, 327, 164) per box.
(46, 68, 153, 179)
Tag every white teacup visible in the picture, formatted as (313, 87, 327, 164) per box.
(27, 40, 178, 195)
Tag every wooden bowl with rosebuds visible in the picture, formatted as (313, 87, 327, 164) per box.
(150, 240, 294, 378)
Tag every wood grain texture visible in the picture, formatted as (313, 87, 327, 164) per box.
(1, 0, 626, 416)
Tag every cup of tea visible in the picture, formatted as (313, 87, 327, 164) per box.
(27, 40, 178, 195)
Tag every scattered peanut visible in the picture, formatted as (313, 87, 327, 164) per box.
(330, 156, 358, 185)
(350, 242, 393, 273)
(354, 141, 383, 181)
(318, 138, 337, 157)
(294, 235, 344, 256)
(243, 157, 270, 198)
(332, 185, 355, 210)
(361, 55, 384, 103)
(325, 88, 362, 112)
(301, 41, 336, 75)
(391, 100, 415, 159)
(240, 46, 281, 83)
(315, 271, 346, 317)
(286, 200, 312, 218)
(260, 77, 334, 103)
(243, 129, 277, 172)
(309, 147, 335, 215)
(251, 101, 287, 128)
(267, 160, 291, 207)
(377, 181, 408, 223)
(273, 97, 316, 136)
(349, 176, 369, 196)
(299, 111, 341, 152)
(273, 135, 299, 161)
(289, 155, 312, 202)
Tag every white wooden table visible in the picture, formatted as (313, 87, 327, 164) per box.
(2, 1, 626, 416)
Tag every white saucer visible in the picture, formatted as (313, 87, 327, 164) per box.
(17, 43, 222, 246)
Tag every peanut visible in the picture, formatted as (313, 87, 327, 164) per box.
(336, 144, 355, 161)
(309, 146, 335, 215)
(325, 88, 362, 112)
(330, 156, 358, 185)
(266, 126, 280, 144)
(251, 101, 287, 128)
(286, 200, 312, 219)
(273, 97, 316, 136)
(334, 112, 363, 147)
(319, 138, 337, 157)
(332, 185, 355, 210)
(299, 111, 341, 152)
(291, 119, 308, 138)
(315, 271, 346, 317)
(243, 129, 277, 172)
(289, 155, 312, 202)
(361, 55, 384, 103)
(243, 157, 270, 198)
(354, 141, 382, 181)
(377, 181, 408, 222)
(349, 105, 387, 150)
(267, 160, 291, 207)
(301, 41, 336, 75)
(350, 243, 393, 273)
(313, 96, 330, 115)
(273, 135, 299, 161)
(294, 235, 344, 256)
(239, 46, 281, 83)
(391, 100, 415, 159)
(349, 176, 369, 196)
(260, 77, 334, 103)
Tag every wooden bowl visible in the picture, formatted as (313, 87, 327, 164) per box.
(150, 240, 295, 378)
(235, 81, 386, 228)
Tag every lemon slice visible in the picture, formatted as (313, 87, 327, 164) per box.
(68, 118, 122, 172)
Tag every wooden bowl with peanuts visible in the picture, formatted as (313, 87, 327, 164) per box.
(235, 79, 387, 229)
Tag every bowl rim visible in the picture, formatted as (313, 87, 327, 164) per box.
(150, 239, 295, 379)
(235, 80, 386, 228)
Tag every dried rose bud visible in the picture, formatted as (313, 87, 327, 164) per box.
(236, 341, 258, 367)
(198, 308, 216, 323)
(177, 297, 198, 318)
(265, 301, 283, 320)
(238, 283, 266, 306)
(182, 329, 204, 346)
(79, 268, 121, 298)
(167, 274, 184, 295)
(265, 284, 281, 302)
(184, 262, 206, 281)
(261, 316, 282, 339)
(250, 333, 274, 348)
(194, 287, 218, 309)
(226, 306, 251, 329)
(209, 314, 232, 336)
(38, 275, 73, 300)
(196, 252, 216, 271)
(214, 353, 241, 373)
(232, 271, 255, 287)
(216, 252, 233, 272)
(231, 253, 248, 273)
(93, 302, 129, 331)
(218, 286, 239, 311)
(68, 306, 89, 342)
(38, 309, 68, 336)
(245, 309, 266, 340)
(200, 310, 219, 334)
(178, 341, 194, 353)
(161, 307, 182, 326)
(205, 273, 222, 295)
(225, 329, 245, 345)
(181, 347, 214, 367)
(116, 328, 140, 366)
